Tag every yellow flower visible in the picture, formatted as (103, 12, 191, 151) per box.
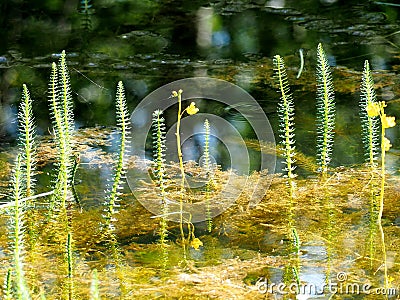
(171, 89, 183, 98)
(366, 102, 380, 117)
(382, 115, 396, 129)
(190, 237, 203, 250)
(186, 102, 199, 115)
(383, 137, 392, 152)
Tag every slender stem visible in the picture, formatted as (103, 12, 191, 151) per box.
(378, 115, 388, 290)
(175, 90, 187, 260)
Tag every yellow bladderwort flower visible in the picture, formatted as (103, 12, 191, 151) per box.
(366, 102, 380, 117)
(186, 102, 199, 115)
(190, 237, 203, 250)
(383, 137, 392, 152)
(382, 115, 396, 129)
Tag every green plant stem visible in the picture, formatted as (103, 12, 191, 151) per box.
(274, 55, 295, 198)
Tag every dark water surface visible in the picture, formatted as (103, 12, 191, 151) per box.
(1, 0, 400, 165)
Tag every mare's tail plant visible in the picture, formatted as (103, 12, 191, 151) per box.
(273, 55, 296, 198)
(315, 43, 335, 176)
(100, 81, 130, 297)
(152, 110, 169, 247)
(203, 118, 213, 232)
(17, 84, 37, 247)
(48, 53, 78, 298)
(359, 60, 380, 267)
(102, 81, 130, 248)
(7, 154, 31, 299)
(273, 56, 301, 290)
(48, 51, 77, 216)
(360, 60, 379, 166)
(18, 84, 36, 199)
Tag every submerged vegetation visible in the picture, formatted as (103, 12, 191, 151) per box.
(0, 44, 399, 299)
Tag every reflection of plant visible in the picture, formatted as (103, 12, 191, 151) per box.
(90, 269, 100, 300)
(152, 110, 168, 247)
(66, 232, 74, 300)
(366, 100, 396, 289)
(80, 0, 94, 32)
(100, 81, 130, 295)
(360, 60, 379, 166)
(315, 43, 335, 176)
(171, 89, 202, 260)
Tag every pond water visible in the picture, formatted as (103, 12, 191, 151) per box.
(0, 0, 400, 299)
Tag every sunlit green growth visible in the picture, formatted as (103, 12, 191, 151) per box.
(273, 55, 296, 196)
(152, 109, 168, 246)
(8, 154, 31, 300)
(360, 60, 379, 166)
(18, 84, 36, 199)
(315, 43, 335, 176)
(103, 81, 130, 235)
(48, 51, 77, 212)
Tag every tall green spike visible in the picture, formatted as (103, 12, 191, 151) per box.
(18, 84, 36, 199)
(360, 60, 379, 166)
(315, 43, 336, 176)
